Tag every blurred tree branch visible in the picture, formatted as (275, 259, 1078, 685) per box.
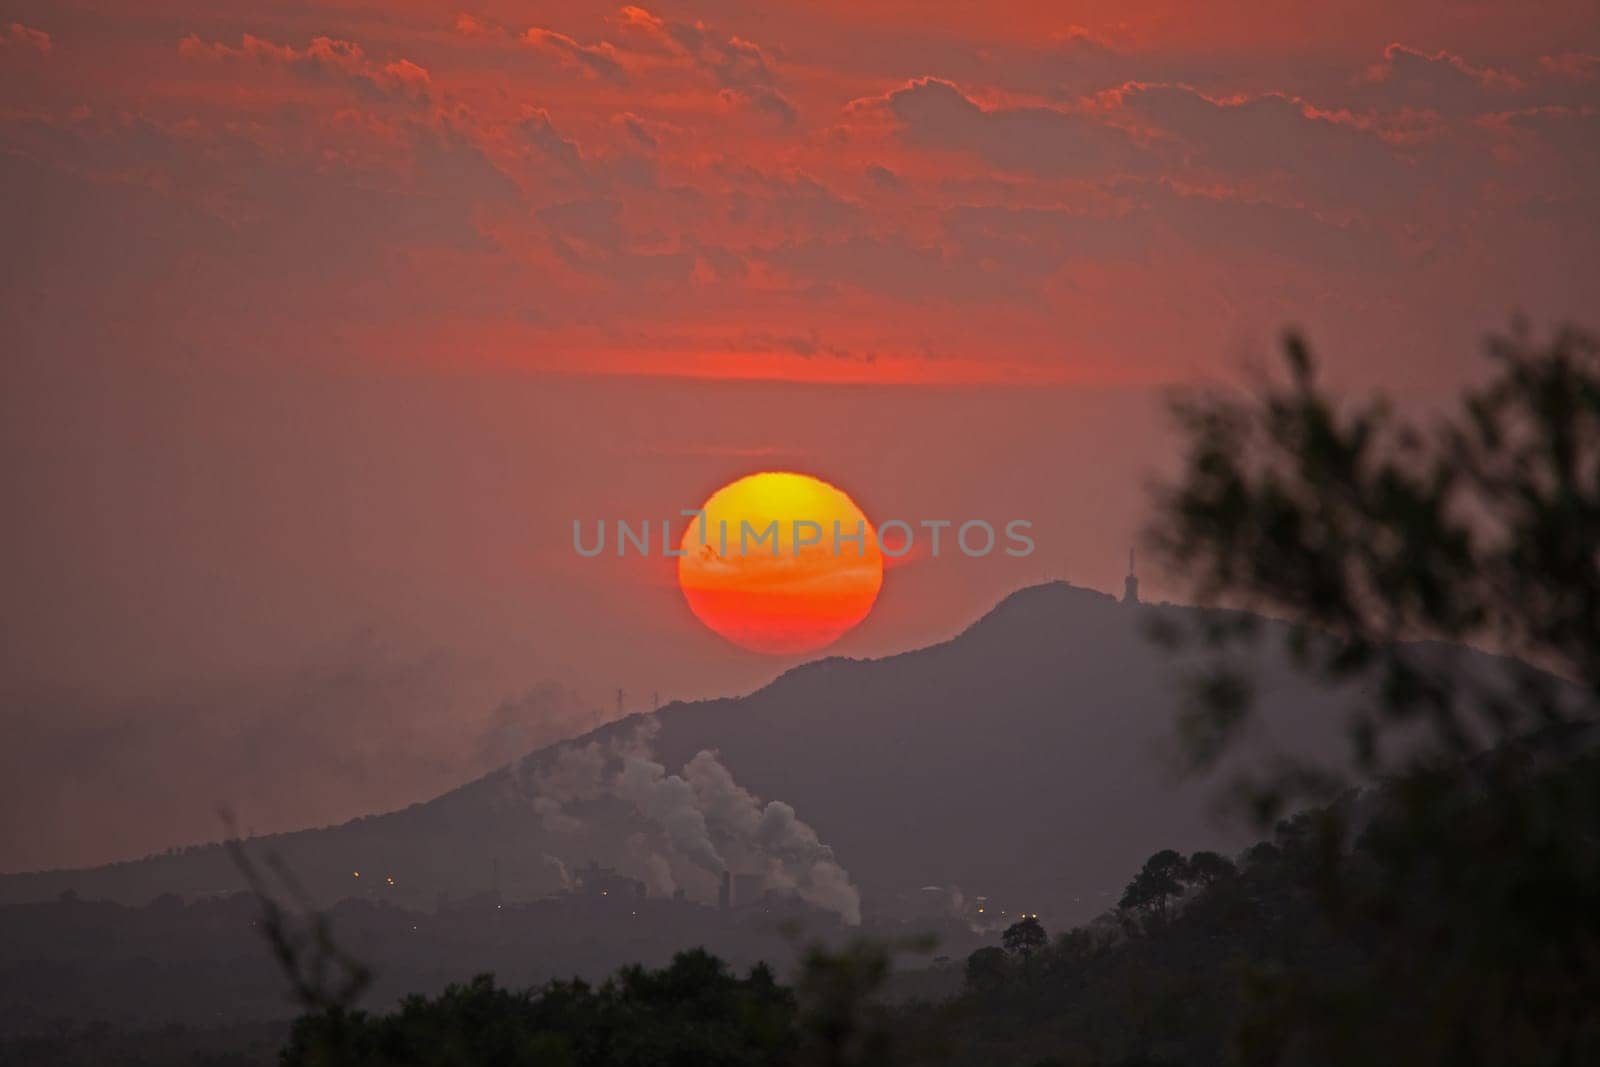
(1148, 323, 1600, 822)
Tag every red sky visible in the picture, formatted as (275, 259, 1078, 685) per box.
(2, 0, 1597, 870)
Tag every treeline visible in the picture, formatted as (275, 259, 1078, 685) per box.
(907, 729, 1600, 1066)
(262, 730, 1599, 1067)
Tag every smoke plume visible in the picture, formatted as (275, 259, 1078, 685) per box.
(523, 721, 861, 923)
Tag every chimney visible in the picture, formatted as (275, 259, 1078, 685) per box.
(1123, 546, 1139, 605)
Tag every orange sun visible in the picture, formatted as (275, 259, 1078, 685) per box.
(677, 472, 884, 655)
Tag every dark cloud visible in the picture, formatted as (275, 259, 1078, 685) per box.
(883, 77, 1152, 178)
(1117, 84, 1411, 205)
(1355, 43, 1523, 117)
(614, 6, 796, 122)
(177, 33, 433, 102)
(1538, 52, 1600, 84)
(865, 163, 902, 189)
(523, 27, 630, 84)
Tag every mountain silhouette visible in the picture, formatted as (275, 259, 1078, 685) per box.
(0, 583, 1542, 923)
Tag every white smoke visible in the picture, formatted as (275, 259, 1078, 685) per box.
(524, 721, 861, 924)
(539, 853, 572, 891)
(682, 752, 862, 923)
(613, 754, 725, 875)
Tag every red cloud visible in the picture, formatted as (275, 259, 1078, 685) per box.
(452, 14, 501, 39)
(611, 5, 796, 123)
(1356, 43, 1524, 118)
(523, 27, 630, 84)
(177, 33, 431, 101)
(2, 21, 51, 54)
(873, 76, 1148, 179)
(1539, 53, 1600, 84)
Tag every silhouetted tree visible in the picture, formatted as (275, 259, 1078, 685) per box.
(1118, 849, 1188, 923)
(1184, 850, 1236, 888)
(281, 949, 798, 1067)
(795, 938, 895, 1067)
(963, 946, 1010, 993)
(1147, 323, 1600, 1065)
(1001, 916, 1047, 958)
(1150, 323, 1600, 820)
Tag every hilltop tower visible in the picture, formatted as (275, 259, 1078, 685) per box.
(1123, 547, 1140, 605)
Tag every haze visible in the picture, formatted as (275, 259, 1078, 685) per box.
(2, 0, 1596, 872)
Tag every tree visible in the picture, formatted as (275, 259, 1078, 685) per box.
(794, 938, 895, 1067)
(1118, 849, 1188, 922)
(1002, 916, 1047, 958)
(1147, 324, 1600, 1065)
(963, 946, 1010, 993)
(1150, 324, 1600, 821)
(1184, 850, 1236, 888)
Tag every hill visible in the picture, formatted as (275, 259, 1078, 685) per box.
(0, 582, 1532, 926)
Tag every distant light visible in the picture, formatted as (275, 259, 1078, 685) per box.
(352, 871, 360, 878)
(386, 876, 396, 886)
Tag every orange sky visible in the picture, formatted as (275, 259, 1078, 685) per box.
(2, 0, 1597, 870)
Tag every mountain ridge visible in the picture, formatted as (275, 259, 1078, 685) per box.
(0, 582, 1546, 924)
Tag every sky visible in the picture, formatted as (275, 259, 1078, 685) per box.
(2, 0, 1597, 871)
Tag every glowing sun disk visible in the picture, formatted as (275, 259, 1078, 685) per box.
(677, 472, 884, 655)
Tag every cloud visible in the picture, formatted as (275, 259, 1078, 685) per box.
(880, 77, 1150, 178)
(865, 163, 902, 189)
(613, 110, 661, 148)
(377, 58, 431, 98)
(731, 84, 798, 125)
(730, 328, 858, 360)
(1538, 52, 1600, 85)
(177, 33, 433, 101)
(520, 107, 588, 173)
(1, 21, 50, 54)
(613, 5, 703, 56)
(1494, 105, 1600, 197)
(614, 6, 796, 123)
(523, 26, 629, 84)
(1355, 43, 1523, 118)
(453, 13, 501, 39)
(1116, 84, 1412, 205)
(718, 166, 862, 235)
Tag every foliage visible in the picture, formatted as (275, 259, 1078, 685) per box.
(793, 939, 896, 1067)
(274, 940, 916, 1067)
(1142, 324, 1600, 1064)
(280, 949, 797, 1067)
(1149, 324, 1600, 818)
(925, 745, 1599, 1065)
(961, 947, 1010, 994)
(1001, 917, 1047, 958)
(1116, 850, 1237, 930)
(1116, 850, 1189, 923)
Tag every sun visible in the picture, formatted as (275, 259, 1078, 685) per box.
(678, 472, 884, 655)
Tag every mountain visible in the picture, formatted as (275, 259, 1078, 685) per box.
(0, 583, 1536, 925)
